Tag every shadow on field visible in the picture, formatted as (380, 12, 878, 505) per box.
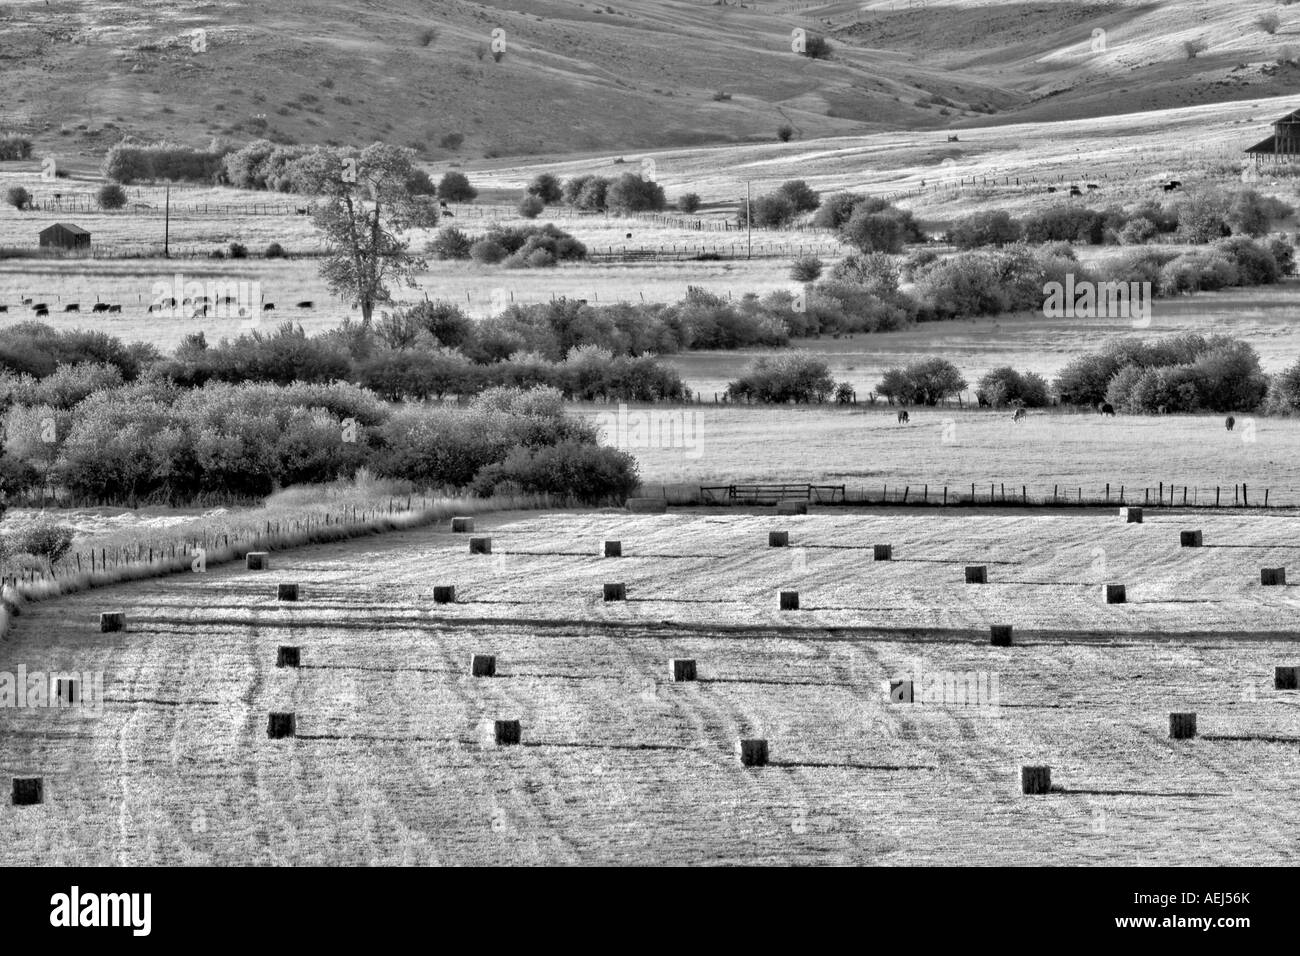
(1054, 786, 1228, 798)
(1201, 734, 1300, 744)
(698, 677, 856, 688)
(299, 664, 452, 674)
(522, 741, 694, 752)
(770, 760, 937, 771)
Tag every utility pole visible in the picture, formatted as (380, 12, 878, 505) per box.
(164, 184, 170, 259)
(746, 180, 752, 260)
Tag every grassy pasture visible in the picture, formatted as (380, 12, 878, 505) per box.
(582, 403, 1300, 503)
(1, 509, 1297, 864)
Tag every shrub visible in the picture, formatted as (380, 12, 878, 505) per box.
(605, 172, 667, 213)
(1215, 236, 1280, 285)
(801, 35, 833, 59)
(0, 136, 34, 161)
(1266, 357, 1300, 412)
(469, 239, 508, 264)
(726, 351, 834, 403)
(7, 515, 75, 564)
(839, 202, 923, 253)
(563, 174, 611, 211)
(1258, 12, 1281, 34)
(470, 441, 639, 502)
(1226, 188, 1293, 236)
(911, 252, 1007, 317)
(1177, 189, 1232, 242)
(1158, 251, 1238, 294)
(4, 186, 31, 211)
(265, 241, 286, 258)
(813, 192, 871, 229)
(228, 242, 248, 259)
(777, 125, 794, 142)
(677, 192, 702, 213)
(977, 366, 1050, 407)
(105, 142, 229, 185)
(1268, 236, 1295, 274)
(97, 183, 128, 210)
(790, 255, 823, 282)
(518, 195, 545, 219)
(427, 225, 474, 260)
(1118, 216, 1158, 245)
(948, 209, 1021, 248)
(526, 173, 563, 204)
(437, 171, 478, 202)
(776, 180, 820, 213)
(1021, 205, 1105, 244)
(737, 192, 798, 228)
(877, 357, 966, 406)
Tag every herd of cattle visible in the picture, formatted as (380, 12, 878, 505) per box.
(1, 298, 317, 319)
(894, 403, 1234, 426)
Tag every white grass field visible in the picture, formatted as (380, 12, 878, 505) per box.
(1, 509, 1297, 865)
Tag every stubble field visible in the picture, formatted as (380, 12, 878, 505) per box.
(1, 508, 1297, 865)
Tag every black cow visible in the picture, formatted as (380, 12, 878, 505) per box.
(92, 303, 110, 313)
(296, 301, 313, 309)
(31, 303, 46, 311)
(1046, 186, 1057, 193)
(1069, 186, 1083, 197)
(1100, 403, 1115, 416)
(1225, 415, 1235, 431)
(0, 305, 7, 313)
(35, 307, 49, 317)
(64, 303, 79, 312)
(1013, 408, 1027, 422)
(107, 305, 121, 313)
(263, 303, 276, 311)
(897, 410, 910, 424)
(1086, 183, 1100, 191)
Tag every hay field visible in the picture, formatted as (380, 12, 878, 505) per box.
(1, 509, 1298, 865)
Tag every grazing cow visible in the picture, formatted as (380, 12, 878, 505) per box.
(0, 305, 7, 313)
(1225, 415, 1235, 431)
(162, 297, 177, 308)
(35, 307, 49, 317)
(1162, 181, 1180, 193)
(625, 232, 633, 239)
(31, 303, 47, 311)
(191, 306, 208, 318)
(1046, 186, 1057, 193)
(1100, 402, 1115, 416)
(182, 297, 193, 306)
(295, 207, 308, 215)
(1069, 186, 1083, 197)
(263, 303, 276, 311)
(296, 301, 313, 309)
(21, 297, 32, 305)
(1086, 183, 1100, 191)
(897, 410, 910, 424)
(64, 303, 79, 312)
(107, 305, 121, 313)
(92, 303, 110, 313)
(1013, 408, 1027, 422)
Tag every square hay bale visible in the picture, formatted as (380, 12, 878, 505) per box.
(627, 498, 667, 514)
(246, 552, 269, 571)
(964, 566, 987, 585)
(1275, 666, 1300, 691)
(1105, 584, 1127, 604)
(433, 585, 456, 604)
(737, 738, 768, 767)
(603, 582, 626, 602)
(99, 611, 125, 633)
(776, 501, 808, 515)
(768, 531, 789, 548)
(266, 712, 296, 739)
(494, 719, 521, 745)
(779, 590, 800, 611)
(451, 517, 475, 533)
(55, 678, 78, 704)
(990, 624, 1014, 647)
(276, 646, 300, 668)
(669, 658, 697, 682)
(604, 540, 622, 558)
(1169, 712, 1197, 739)
(1180, 530, 1203, 548)
(277, 583, 299, 602)
(1020, 766, 1051, 795)
(11, 778, 43, 806)
(889, 679, 913, 704)
(469, 537, 492, 555)
(1261, 567, 1286, 586)
(1120, 507, 1143, 524)
(873, 544, 892, 561)
(471, 654, 496, 677)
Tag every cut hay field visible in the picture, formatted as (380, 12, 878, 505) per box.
(583, 405, 1300, 505)
(1, 509, 1298, 865)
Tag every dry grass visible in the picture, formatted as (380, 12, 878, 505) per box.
(1, 508, 1297, 864)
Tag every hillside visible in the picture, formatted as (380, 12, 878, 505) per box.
(4, 0, 1300, 165)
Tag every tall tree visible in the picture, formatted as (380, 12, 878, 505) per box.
(298, 143, 439, 326)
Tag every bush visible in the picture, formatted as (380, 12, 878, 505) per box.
(4, 186, 31, 211)
(677, 193, 702, 213)
(469, 239, 508, 264)
(1178, 189, 1232, 242)
(105, 142, 229, 186)
(948, 209, 1020, 248)
(517, 195, 545, 219)
(1158, 251, 1238, 294)
(265, 241, 286, 258)
(1118, 217, 1157, 245)
(0, 136, 34, 161)
(1215, 236, 1280, 285)
(801, 35, 833, 59)
(877, 357, 966, 406)
(726, 351, 834, 403)
(1266, 358, 1300, 412)
(526, 173, 563, 204)
(563, 174, 611, 211)
(1269, 236, 1295, 274)
(737, 192, 798, 228)
(437, 171, 478, 202)
(838, 202, 923, 253)
(777, 125, 794, 142)
(790, 255, 823, 282)
(470, 441, 639, 502)
(7, 515, 75, 564)
(1021, 205, 1105, 244)
(606, 172, 667, 213)
(776, 180, 820, 213)
(813, 192, 871, 229)
(97, 183, 128, 210)
(228, 242, 248, 259)
(977, 366, 1050, 407)
(1226, 188, 1293, 237)
(427, 225, 474, 260)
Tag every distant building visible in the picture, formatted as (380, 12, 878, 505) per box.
(38, 222, 91, 250)
(1245, 109, 1300, 162)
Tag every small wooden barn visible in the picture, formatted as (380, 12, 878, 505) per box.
(1245, 108, 1300, 162)
(39, 222, 91, 250)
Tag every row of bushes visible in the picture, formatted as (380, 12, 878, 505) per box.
(0, 382, 638, 504)
(426, 223, 587, 268)
(0, 136, 34, 161)
(947, 188, 1294, 249)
